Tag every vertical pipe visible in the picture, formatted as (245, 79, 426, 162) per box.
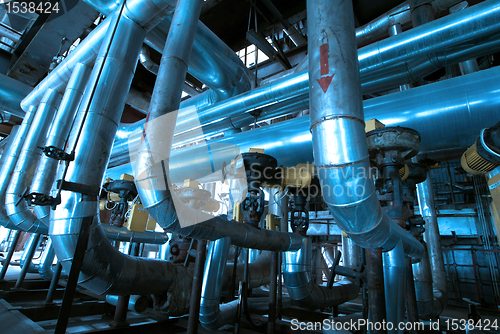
(412, 243, 434, 320)
(0, 109, 36, 230)
(306, 0, 422, 259)
(405, 257, 419, 334)
(0, 229, 21, 279)
(187, 239, 206, 334)
(416, 172, 448, 315)
(14, 233, 41, 289)
(5, 88, 62, 233)
(366, 248, 387, 334)
(45, 262, 63, 304)
(383, 241, 405, 333)
(388, 23, 411, 91)
(30, 62, 92, 197)
(409, 0, 435, 27)
(267, 251, 279, 334)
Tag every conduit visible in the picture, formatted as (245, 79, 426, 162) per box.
(414, 174, 448, 318)
(306, 0, 423, 259)
(133, 0, 303, 252)
(49, 0, 195, 301)
(6, 89, 62, 234)
(283, 236, 361, 309)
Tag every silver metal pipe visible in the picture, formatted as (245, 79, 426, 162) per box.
(383, 241, 406, 333)
(0, 111, 36, 231)
(106, 294, 149, 313)
(31, 63, 92, 197)
(412, 242, 436, 319)
(6, 89, 62, 234)
(19, 233, 42, 273)
(358, 0, 500, 77)
(38, 238, 56, 281)
(307, 0, 423, 259)
(283, 237, 360, 309)
(49, 5, 194, 298)
(134, 0, 302, 252)
(110, 65, 500, 185)
(20, 18, 111, 111)
(112, 24, 500, 164)
(199, 237, 237, 330)
(20, 0, 176, 111)
(416, 173, 448, 318)
(144, 16, 251, 100)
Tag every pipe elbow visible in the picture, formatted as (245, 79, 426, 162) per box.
(5, 192, 48, 234)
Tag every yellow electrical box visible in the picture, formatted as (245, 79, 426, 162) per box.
(365, 119, 385, 133)
(281, 164, 313, 189)
(265, 214, 280, 231)
(127, 203, 149, 232)
(146, 216, 157, 231)
(249, 148, 265, 154)
(183, 178, 200, 189)
(120, 173, 134, 181)
(233, 201, 243, 222)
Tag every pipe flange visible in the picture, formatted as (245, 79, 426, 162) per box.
(366, 126, 421, 162)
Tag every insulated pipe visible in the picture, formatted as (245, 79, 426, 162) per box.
(38, 238, 56, 281)
(20, 0, 176, 111)
(415, 174, 448, 318)
(383, 241, 406, 333)
(31, 63, 92, 198)
(108, 65, 500, 185)
(222, 251, 273, 291)
(19, 233, 43, 273)
(199, 237, 237, 330)
(6, 89, 62, 234)
(113, 30, 500, 165)
(355, 0, 464, 48)
(412, 243, 436, 319)
(133, 0, 303, 252)
(282, 237, 361, 310)
(50, 4, 194, 300)
(306, 0, 423, 259)
(0, 111, 36, 230)
(358, 0, 500, 77)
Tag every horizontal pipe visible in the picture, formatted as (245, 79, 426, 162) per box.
(108, 65, 500, 184)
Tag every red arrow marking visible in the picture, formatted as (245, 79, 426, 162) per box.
(319, 43, 329, 76)
(316, 43, 334, 93)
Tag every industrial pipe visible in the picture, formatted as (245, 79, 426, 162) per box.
(30, 63, 92, 199)
(199, 237, 237, 330)
(0, 111, 36, 230)
(133, 0, 303, 252)
(282, 237, 361, 310)
(383, 241, 406, 333)
(50, 0, 192, 302)
(415, 174, 448, 318)
(306, 0, 423, 258)
(5, 88, 62, 234)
